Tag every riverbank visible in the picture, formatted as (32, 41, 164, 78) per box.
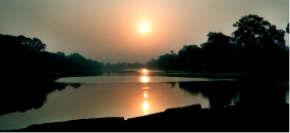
(11, 103, 288, 132)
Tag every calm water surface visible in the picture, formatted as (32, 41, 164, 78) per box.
(0, 69, 235, 130)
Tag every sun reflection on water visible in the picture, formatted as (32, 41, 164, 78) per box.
(142, 68, 149, 73)
(142, 87, 150, 90)
(143, 91, 148, 98)
(142, 101, 149, 115)
(140, 68, 151, 115)
(140, 76, 150, 83)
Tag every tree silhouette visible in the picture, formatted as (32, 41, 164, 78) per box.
(156, 51, 177, 70)
(146, 14, 288, 80)
(177, 45, 202, 71)
(232, 14, 287, 78)
(233, 14, 285, 50)
(17, 35, 46, 52)
(201, 32, 236, 72)
(286, 23, 289, 33)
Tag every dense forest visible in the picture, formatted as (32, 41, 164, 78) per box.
(146, 14, 289, 80)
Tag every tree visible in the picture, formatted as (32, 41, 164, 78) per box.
(156, 51, 177, 70)
(17, 35, 46, 52)
(232, 14, 287, 78)
(286, 23, 289, 33)
(56, 51, 66, 57)
(233, 14, 285, 50)
(201, 32, 236, 72)
(31, 38, 46, 52)
(177, 45, 202, 71)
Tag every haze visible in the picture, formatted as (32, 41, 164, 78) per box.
(0, 0, 288, 63)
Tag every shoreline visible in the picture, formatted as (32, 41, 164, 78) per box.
(9, 103, 289, 132)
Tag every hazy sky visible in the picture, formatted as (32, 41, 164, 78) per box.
(0, 0, 288, 63)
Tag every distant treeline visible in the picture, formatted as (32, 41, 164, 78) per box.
(0, 34, 146, 79)
(146, 14, 289, 79)
(0, 34, 105, 79)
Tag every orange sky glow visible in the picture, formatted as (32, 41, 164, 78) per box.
(0, 0, 288, 63)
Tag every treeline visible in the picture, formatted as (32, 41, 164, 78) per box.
(1, 14, 288, 80)
(146, 14, 289, 79)
(0, 34, 97, 114)
(0, 34, 104, 80)
(0, 34, 147, 80)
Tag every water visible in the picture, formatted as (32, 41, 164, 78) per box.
(0, 69, 287, 130)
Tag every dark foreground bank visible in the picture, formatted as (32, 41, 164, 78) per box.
(10, 103, 288, 132)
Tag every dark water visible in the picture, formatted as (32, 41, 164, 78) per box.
(0, 69, 287, 130)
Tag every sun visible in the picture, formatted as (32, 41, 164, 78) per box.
(139, 23, 150, 34)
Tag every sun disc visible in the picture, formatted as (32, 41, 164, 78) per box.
(139, 23, 150, 34)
